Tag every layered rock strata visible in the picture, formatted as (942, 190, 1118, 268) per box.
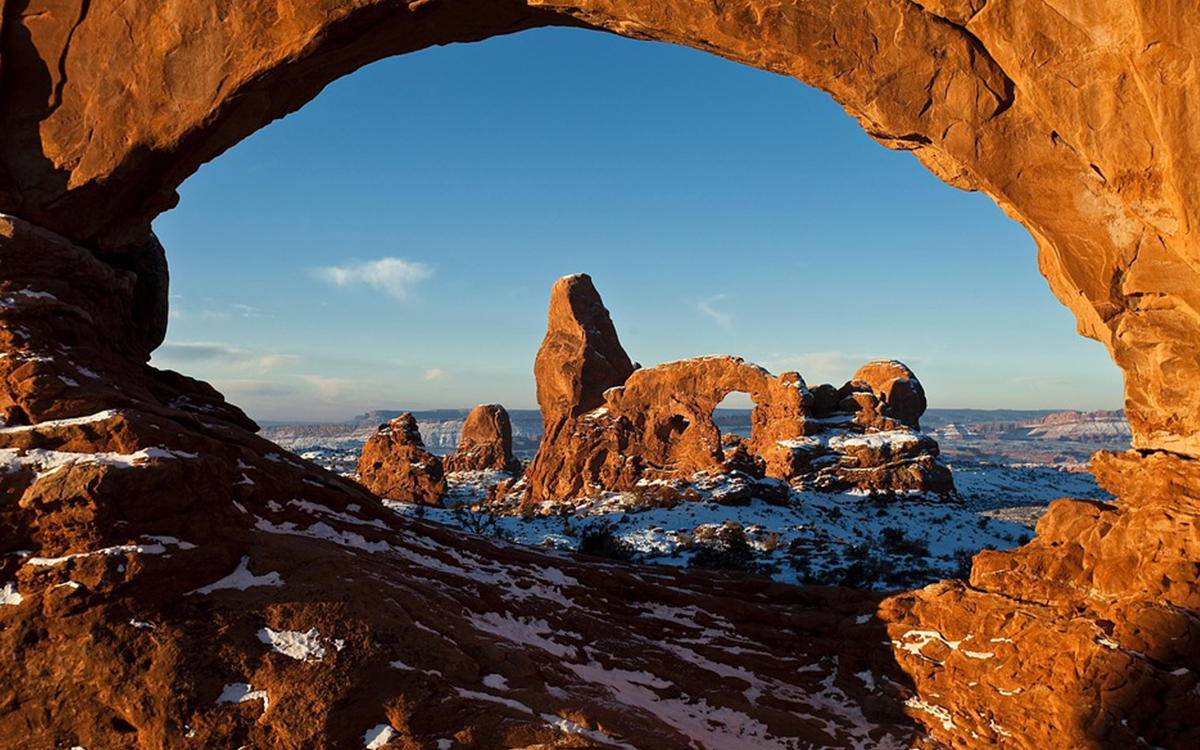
(444, 404, 522, 475)
(879, 449, 1200, 748)
(522, 275, 952, 508)
(356, 414, 447, 505)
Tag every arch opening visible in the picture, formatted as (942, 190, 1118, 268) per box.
(0, 5, 1192, 749)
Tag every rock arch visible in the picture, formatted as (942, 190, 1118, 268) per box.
(606, 356, 804, 474)
(0, 3, 1197, 748)
(1, 0, 1193, 457)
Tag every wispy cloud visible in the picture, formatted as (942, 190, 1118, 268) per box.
(212, 379, 298, 399)
(301, 375, 362, 400)
(423, 367, 448, 381)
(171, 301, 269, 322)
(312, 257, 434, 301)
(1007, 374, 1069, 390)
(697, 294, 732, 328)
(154, 342, 299, 373)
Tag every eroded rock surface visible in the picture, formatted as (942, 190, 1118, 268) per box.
(1, 1, 1199, 747)
(880, 449, 1200, 748)
(444, 404, 522, 475)
(522, 276, 952, 509)
(356, 414, 447, 505)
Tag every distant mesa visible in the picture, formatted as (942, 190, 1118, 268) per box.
(356, 413, 446, 505)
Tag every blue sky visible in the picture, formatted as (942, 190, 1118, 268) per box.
(151, 28, 1123, 422)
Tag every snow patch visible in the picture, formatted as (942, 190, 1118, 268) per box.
(258, 627, 327, 661)
(0, 582, 22, 606)
(0, 409, 121, 435)
(217, 682, 269, 711)
(363, 724, 399, 749)
(188, 556, 284, 595)
(24, 536, 193, 567)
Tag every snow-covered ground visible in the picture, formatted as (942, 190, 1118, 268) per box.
(384, 462, 1112, 591)
(277, 414, 1117, 591)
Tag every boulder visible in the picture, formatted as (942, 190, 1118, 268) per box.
(444, 404, 521, 475)
(879, 449, 1200, 749)
(850, 360, 927, 430)
(356, 414, 446, 505)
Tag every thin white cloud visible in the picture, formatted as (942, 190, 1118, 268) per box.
(313, 257, 434, 301)
(153, 342, 299, 374)
(1007, 374, 1069, 389)
(301, 375, 360, 400)
(697, 294, 732, 328)
(423, 367, 447, 381)
(212, 379, 298, 399)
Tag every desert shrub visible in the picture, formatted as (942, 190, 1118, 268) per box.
(623, 484, 684, 512)
(578, 523, 634, 562)
(950, 547, 976, 579)
(758, 530, 782, 553)
(880, 526, 931, 558)
(452, 507, 511, 540)
(685, 522, 771, 574)
(825, 535, 938, 590)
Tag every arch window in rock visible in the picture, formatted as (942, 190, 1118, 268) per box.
(0, 6, 1192, 750)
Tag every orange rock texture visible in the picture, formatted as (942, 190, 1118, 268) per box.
(1, 2, 1198, 748)
(522, 275, 952, 507)
(356, 414, 447, 505)
(880, 449, 1200, 748)
(445, 404, 522, 475)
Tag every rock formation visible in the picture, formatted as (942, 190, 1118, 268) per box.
(356, 414, 447, 505)
(879, 450, 1200, 748)
(1, 2, 1198, 748)
(522, 276, 952, 508)
(444, 404, 522, 475)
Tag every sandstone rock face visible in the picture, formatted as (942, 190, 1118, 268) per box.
(444, 404, 522, 475)
(3, 2, 1200, 747)
(356, 414, 447, 505)
(880, 449, 1200, 748)
(522, 278, 952, 508)
(0, 1, 1194, 457)
(7, 0, 1198, 461)
(850, 361, 927, 430)
(534, 274, 637, 422)
(0, 216, 923, 749)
